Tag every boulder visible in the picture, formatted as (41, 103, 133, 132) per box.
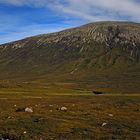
(108, 114, 113, 117)
(60, 107, 67, 111)
(25, 107, 33, 113)
(102, 122, 107, 127)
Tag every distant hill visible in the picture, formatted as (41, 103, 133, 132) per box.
(0, 21, 140, 93)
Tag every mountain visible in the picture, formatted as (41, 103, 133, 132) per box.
(0, 21, 140, 93)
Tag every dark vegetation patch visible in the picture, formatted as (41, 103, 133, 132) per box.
(92, 91, 105, 94)
(15, 108, 25, 112)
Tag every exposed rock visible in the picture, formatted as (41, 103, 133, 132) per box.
(7, 116, 13, 119)
(25, 107, 33, 113)
(102, 122, 107, 127)
(23, 131, 27, 134)
(108, 114, 113, 117)
(16, 107, 33, 113)
(60, 107, 67, 111)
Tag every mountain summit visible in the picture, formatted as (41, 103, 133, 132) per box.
(0, 21, 140, 92)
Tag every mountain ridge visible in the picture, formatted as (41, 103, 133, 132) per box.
(1, 21, 140, 45)
(0, 21, 140, 93)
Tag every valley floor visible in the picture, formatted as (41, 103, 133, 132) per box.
(0, 90, 140, 140)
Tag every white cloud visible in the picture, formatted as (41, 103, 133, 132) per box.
(0, 0, 140, 21)
(50, 0, 140, 21)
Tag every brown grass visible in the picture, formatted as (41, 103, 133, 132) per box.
(0, 94, 140, 140)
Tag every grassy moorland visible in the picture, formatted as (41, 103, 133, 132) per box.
(0, 89, 140, 140)
(0, 22, 139, 139)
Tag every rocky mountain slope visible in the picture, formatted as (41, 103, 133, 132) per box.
(0, 21, 140, 92)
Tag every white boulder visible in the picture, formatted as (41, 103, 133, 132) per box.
(60, 107, 67, 111)
(25, 107, 33, 113)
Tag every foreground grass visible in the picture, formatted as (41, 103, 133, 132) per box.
(0, 90, 140, 140)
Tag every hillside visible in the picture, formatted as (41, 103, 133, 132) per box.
(0, 21, 140, 93)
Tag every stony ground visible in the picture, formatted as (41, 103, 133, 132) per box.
(0, 94, 140, 140)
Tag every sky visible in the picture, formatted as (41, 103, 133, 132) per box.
(0, 0, 140, 44)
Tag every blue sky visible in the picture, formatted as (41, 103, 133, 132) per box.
(0, 0, 140, 44)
